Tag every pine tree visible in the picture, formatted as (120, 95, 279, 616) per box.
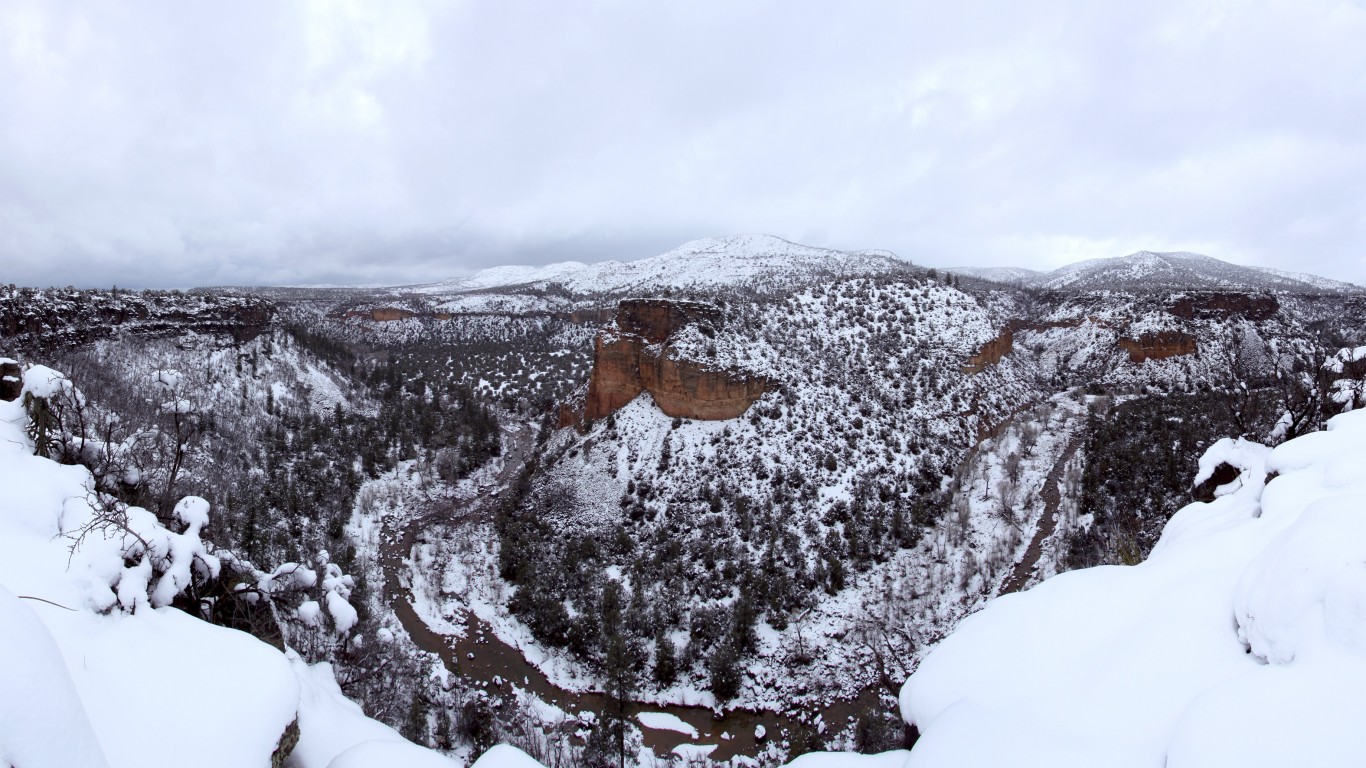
(652, 633, 678, 686)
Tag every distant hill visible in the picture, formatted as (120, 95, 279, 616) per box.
(403, 235, 913, 297)
(950, 251, 1359, 293)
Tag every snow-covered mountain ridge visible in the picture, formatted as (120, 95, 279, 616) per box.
(951, 250, 1360, 293)
(407, 235, 911, 299)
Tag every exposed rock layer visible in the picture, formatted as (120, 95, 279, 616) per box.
(0, 288, 272, 354)
(582, 299, 766, 421)
(1168, 292, 1279, 322)
(0, 359, 20, 401)
(338, 306, 613, 325)
(1118, 331, 1199, 362)
(962, 323, 1018, 374)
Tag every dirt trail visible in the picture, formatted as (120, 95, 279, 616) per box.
(998, 434, 1083, 596)
(380, 427, 880, 761)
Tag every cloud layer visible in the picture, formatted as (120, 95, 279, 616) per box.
(2, 0, 1365, 287)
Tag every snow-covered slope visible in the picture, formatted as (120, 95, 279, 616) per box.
(1025, 251, 1358, 293)
(411, 235, 911, 296)
(0, 366, 458, 768)
(900, 412, 1366, 767)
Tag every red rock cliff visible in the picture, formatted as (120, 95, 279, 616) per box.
(962, 322, 1018, 374)
(583, 299, 767, 421)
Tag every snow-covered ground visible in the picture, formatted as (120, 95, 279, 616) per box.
(900, 407, 1366, 766)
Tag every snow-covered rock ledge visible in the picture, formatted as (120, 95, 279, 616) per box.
(899, 408, 1366, 767)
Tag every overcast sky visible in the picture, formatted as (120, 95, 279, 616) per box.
(3, 0, 1366, 288)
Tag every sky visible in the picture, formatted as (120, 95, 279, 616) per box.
(3, 0, 1366, 289)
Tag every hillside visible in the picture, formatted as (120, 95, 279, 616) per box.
(900, 409, 1366, 767)
(0, 364, 471, 767)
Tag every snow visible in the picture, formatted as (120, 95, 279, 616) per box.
(1191, 437, 1271, 498)
(409, 235, 909, 297)
(0, 586, 110, 768)
(290, 657, 455, 767)
(785, 751, 911, 768)
(327, 589, 359, 634)
(901, 408, 1366, 767)
(21, 364, 70, 398)
(151, 369, 184, 389)
(469, 744, 547, 768)
(671, 743, 717, 760)
(327, 740, 462, 767)
(172, 495, 211, 531)
(299, 600, 324, 626)
(637, 711, 699, 737)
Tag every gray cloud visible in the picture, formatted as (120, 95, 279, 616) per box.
(2, 0, 1365, 288)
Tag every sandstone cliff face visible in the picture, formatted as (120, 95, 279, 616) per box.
(1117, 331, 1198, 362)
(962, 323, 1016, 374)
(359, 308, 419, 322)
(582, 299, 766, 422)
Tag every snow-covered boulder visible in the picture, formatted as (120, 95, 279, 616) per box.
(900, 409, 1366, 767)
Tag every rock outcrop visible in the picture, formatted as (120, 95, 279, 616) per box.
(1168, 292, 1278, 322)
(962, 323, 1018, 374)
(0, 287, 272, 354)
(1117, 331, 1198, 362)
(581, 299, 767, 422)
(0, 358, 20, 401)
(335, 305, 614, 325)
(345, 307, 419, 322)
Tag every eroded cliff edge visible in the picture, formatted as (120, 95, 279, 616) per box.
(572, 299, 768, 423)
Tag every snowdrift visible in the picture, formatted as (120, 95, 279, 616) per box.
(901, 409, 1366, 767)
(0, 365, 454, 768)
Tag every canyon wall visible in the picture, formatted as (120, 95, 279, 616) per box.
(582, 299, 767, 422)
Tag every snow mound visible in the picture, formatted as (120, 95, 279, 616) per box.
(900, 409, 1366, 767)
(292, 658, 455, 768)
(326, 740, 461, 767)
(0, 586, 109, 768)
